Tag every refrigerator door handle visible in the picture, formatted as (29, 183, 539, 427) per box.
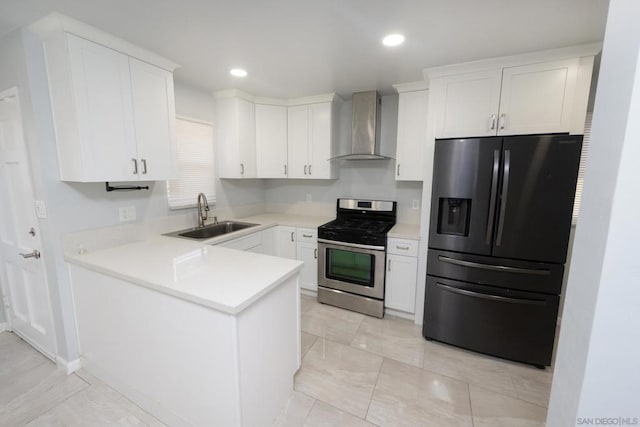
(436, 282, 547, 306)
(437, 255, 551, 276)
(496, 149, 510, 246)
(485, 150, 500, 245)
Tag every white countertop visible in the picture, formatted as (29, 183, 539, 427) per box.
(66, 236, 303, 315)
(388, 223, 421, 240)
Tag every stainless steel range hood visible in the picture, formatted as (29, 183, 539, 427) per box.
(332, 91, 393, 160)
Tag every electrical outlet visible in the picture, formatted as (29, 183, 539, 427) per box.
(412, 199, 420, 210)
(306, 194, 312, 203)
(119, 206, 136, 222)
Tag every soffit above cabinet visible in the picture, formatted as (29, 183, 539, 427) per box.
(28, 12, 180, 72)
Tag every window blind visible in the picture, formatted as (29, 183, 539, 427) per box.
(167, 117, 215, 209)
(573, 112, 592, 222)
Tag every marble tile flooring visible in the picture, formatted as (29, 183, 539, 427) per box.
(1, 294, 553, 426)
(275, 295, 552, 426)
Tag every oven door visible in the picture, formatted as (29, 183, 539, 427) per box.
(317, 239, 386, 300)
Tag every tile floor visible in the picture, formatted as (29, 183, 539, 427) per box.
(0, 294, 553, 426)
(275, 295, 552, 426)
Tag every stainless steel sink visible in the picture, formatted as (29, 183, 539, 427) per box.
(164, 221, 259, 240)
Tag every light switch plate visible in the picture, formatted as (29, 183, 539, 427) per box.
(34, 200, 47, 218)
(412, 199, 420, 210)
(119, 206, 136, 222)
(305, 194, 312, 203)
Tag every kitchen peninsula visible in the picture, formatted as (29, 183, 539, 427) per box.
(66, 234, 303, 427)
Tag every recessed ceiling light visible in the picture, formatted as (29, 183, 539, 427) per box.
(382, 34, 405, 47)
(230, 68, 247, 77)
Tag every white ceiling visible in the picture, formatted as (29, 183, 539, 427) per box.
(1, 0, 609, 98)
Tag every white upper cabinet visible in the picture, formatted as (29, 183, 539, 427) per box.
(431, 70, 502, 139)
(216, 95, 256, 179)
(498, 59, 578, 135)
(426, 44, 599, 139)
(129, 58, 177, 181)
(256, 103, 288, 178)
(42, 31, 178, 182)
(287, 101, 337, 179)
(394, 87, 429, 181)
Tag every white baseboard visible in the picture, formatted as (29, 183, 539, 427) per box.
(384, 308, 415, 321)
(57, 356, 82, 374)
(300, 289, 317, 298)
(0, 322, 7, 333)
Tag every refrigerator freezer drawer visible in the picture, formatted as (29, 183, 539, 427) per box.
(423, 276, 559, 367)
(427, 249, 564, 294)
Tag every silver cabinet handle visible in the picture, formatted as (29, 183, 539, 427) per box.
(132, 158, 138, 174)
(308, 165, 312, 175)
(395, 245, 410, 250)
(28, 227, 36, 236)
(314, 248, 318, 259)
(290, 231, 294, 242)
(496, 150, 510, 246)
(240, 163, 245, 175)
(397, 164, 400, 176)
(141, 158, 147, 174)
(302, 234, 313, 238)
(485, 149, 500, 245)
(284, 164, 287, 176)
(499, 113, 506, 130)
(20, 249, 40, 259)
(388, 259, 391, 271)
(490, 114, 497, 130)
(304, 165, 307, 175)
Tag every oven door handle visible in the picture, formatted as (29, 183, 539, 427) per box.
(317, 238, 385, 251)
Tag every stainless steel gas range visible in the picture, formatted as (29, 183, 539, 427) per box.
(317, 198, 397, 318)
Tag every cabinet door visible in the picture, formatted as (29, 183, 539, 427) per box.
(129, 58, 177, 181)
(256, 104, 288, 178)
(432, 70, 502, 139)
(237, 98, 256, 178)
(308, 102, 332, 179)
(396, 90, 428, 181)
(385, 254, 418, 313)
(276, 226, 297, 259)
(287, 105, 309, 178)
(67, 34, 137, 181)
(217, 97, 256, 178)
(498, 58, 578, 135)
(297, 241, 318, 291)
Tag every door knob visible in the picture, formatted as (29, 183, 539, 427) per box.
(20, 249, 41, 259)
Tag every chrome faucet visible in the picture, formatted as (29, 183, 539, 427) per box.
(197, 193, 209, 228)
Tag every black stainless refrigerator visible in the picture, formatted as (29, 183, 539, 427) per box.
(423, 134, 582, 367)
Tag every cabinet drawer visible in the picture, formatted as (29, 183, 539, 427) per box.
(217, 232, 262, 251)
(297, 228, 317, 242)
(387, 238, 418, 257)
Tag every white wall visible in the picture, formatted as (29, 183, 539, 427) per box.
(547, 0, 640, 424)
(264, 95, 423, 224)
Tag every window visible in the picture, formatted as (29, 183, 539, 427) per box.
(573, 112, 592, 222)
(167, 117, 215, 209)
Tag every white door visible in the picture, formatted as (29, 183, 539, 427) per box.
(385, 254, 418, 313)
(276, 226, 297, 259)
(256, 104, 288, 178)
(130, 58, 177, 181)
(498, 58, 578, 136)
(308, 102, 331, 179)
(0, 88, 56, 358)
(395, 90, 429, 181)
(287, 105, 309, 179)
(431, 69, 502, 138)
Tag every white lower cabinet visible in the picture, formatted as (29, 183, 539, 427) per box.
(296, 228, 318, 292)
(385, 238, 419, 314)
(276, 226, 297, 259)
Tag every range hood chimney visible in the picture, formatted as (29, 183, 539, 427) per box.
(332, 91, 393, 160)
